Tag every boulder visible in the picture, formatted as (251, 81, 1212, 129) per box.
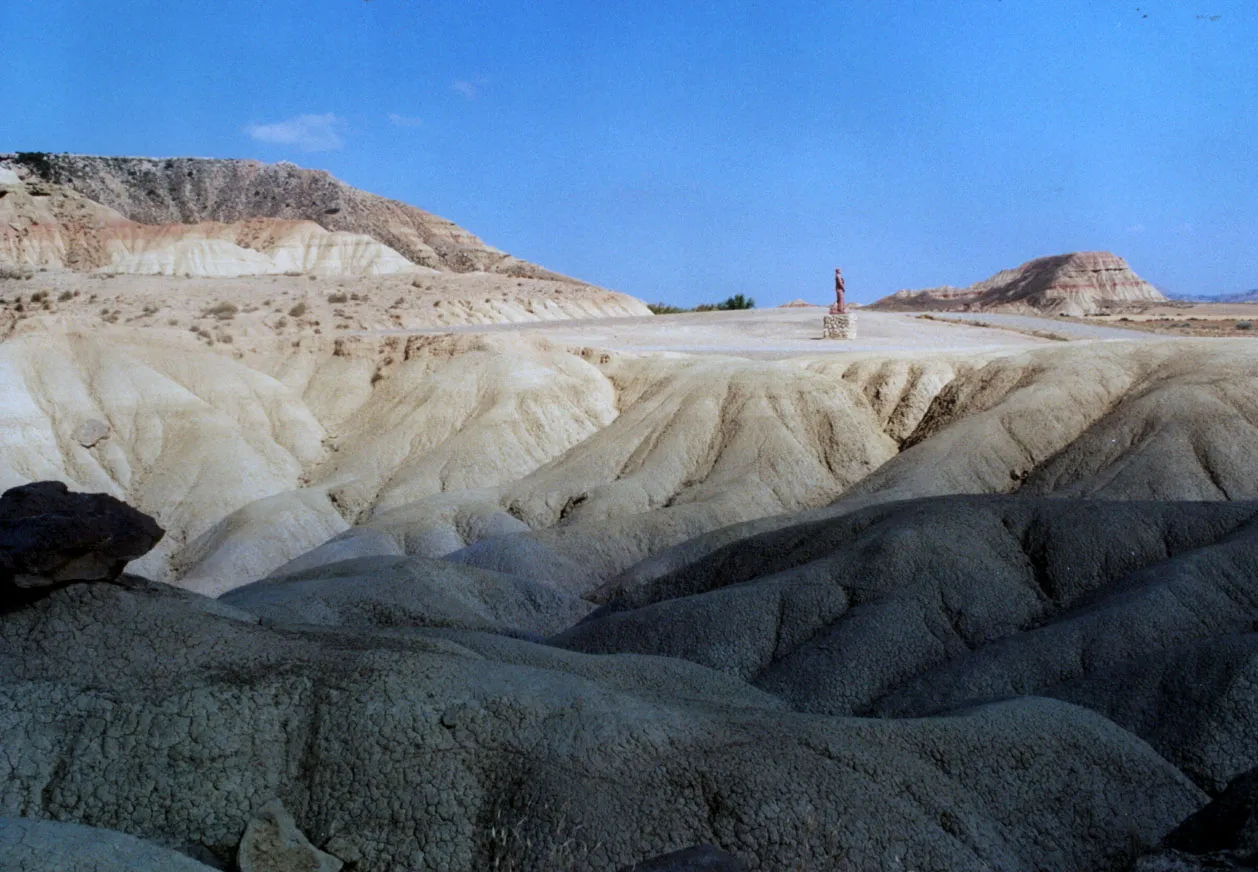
(72, 418, 110, 448)
(0, 482, 164, 604)
(238, 799, 342, 872)
(620, 844, 749, 871)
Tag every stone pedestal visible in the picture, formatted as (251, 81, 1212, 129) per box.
(822, 313, 855, 339)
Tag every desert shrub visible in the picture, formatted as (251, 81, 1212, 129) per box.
(57, 291, 73, 302)
(719, 293, 756, 310)
(693, 295, 756, 312)
(647, 302, 688, 314)
(1237, 321, 1253, 330)
(328, 292, 348, 304)
(288, 302, 308, 317)
(275, 317, 288, 329)
(12, 152, 53, 176)
(205, 302, 238, 320)
(0, 265, 34, 281)
(29, 290, 46, 303)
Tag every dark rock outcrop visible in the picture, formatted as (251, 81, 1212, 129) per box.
(0, 575, 1202, 870)
(0, 481, 163, 606)
(560, 496, 1258, 792)
(1133, 768, 1258, 870)
(1165, 768, 1258, 854)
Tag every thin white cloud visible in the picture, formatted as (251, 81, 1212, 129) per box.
(388, 113, 424, 128)
(245, 113, 346, 151)
(452, 80, 480, 99)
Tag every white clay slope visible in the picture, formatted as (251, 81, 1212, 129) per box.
(100, 219, 423, 278)
(2, 308, 1256, 597)
(1, 179, 422, 278)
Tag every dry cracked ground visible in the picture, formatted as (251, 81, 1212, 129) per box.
(4, 291, 1258, 871)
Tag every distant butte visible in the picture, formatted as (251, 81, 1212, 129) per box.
(869, 251, 1166, 316)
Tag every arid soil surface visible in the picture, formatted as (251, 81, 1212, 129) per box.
(1086, 302, 1258, 337)
(912, 310, 1159, 341)
(364, 304, 1149, 356)
(0, 269, 648, 346)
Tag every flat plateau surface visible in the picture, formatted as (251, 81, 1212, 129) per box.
(364, 305, 1154, 357)
(913, 310, 1159, 341)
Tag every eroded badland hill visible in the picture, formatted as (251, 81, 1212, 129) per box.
(2, 155, 1257, 872)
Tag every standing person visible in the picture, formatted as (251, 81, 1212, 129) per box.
(831, 267, 847, 314)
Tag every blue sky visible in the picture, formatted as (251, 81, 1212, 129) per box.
(3, 0, 1254, 304)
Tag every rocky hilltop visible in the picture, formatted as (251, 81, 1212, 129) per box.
(0, 152, 577, 281)
(871, 251, 1166, 316)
